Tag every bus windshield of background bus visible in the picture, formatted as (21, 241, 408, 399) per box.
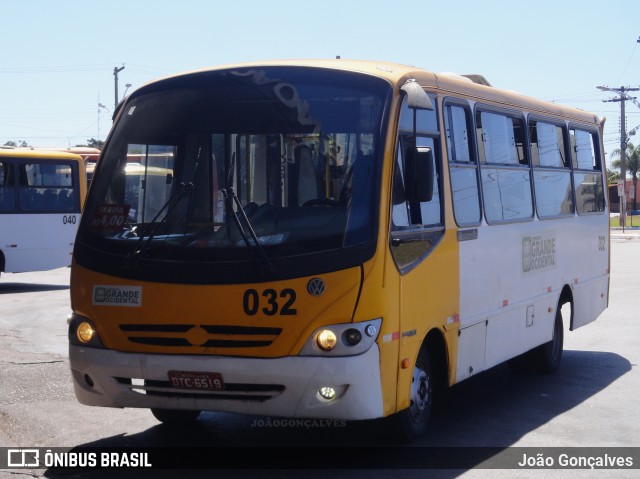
(80, 67, 389, 278)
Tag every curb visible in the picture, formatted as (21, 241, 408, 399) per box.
(610, 229, 640, 239)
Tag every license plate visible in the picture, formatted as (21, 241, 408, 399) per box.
(168, 370, 224, 391)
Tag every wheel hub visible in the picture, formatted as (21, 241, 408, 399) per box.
(409, 367, 429, 422)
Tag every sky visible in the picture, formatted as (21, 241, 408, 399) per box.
(1, 0, 639, 165)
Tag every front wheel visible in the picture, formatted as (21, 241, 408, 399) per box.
(151, 408, 201, 425)
(391, 349, 433, 441)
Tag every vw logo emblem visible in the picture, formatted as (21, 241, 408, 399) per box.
(307, 278, 325, 296)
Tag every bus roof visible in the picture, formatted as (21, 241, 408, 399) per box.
(33, 147, 101, 155)
(132, 59, 600, 127)
(0, 148, 84, 161)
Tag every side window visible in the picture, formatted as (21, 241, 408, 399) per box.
(0, 161, 16, 212)
(570, 128, 605, 214)
(18, 162, 76, 212)
(399, 101, 439, 133)
(530, 121, 566, 168)
(392, 136, 441, 228)
(530, 120, 574, 218)
(477, 110, 533, 223)
(391, 95, 443, 273)
(571, 129, 599, 169)
(445, 103, 481, 225)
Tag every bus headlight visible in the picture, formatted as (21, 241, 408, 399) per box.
(77, 322, 96, 343)
(300, 318, 381, 357)
(68, 314, 104, 348)
(316, 329, 338, 351)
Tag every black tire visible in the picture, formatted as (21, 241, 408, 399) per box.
(508, 304, 564, 374)
(392, 349, 433, 442)
(151, 408, 201, 425)
(531, 305, 564, 374)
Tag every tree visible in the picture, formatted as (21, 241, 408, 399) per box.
(75, 138, 104, 150)
(3, 140, 30, 148)
(611, 142, 640, 211)
(607, 168, 620, 184)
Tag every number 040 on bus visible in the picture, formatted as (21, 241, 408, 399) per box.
(67, 60, 609, 440)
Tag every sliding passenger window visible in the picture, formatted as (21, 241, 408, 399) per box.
(445, 102, 481, 225)
(477, 110, 532, 223)
(570, 128, 605, 214)
(530, 120, 574, 218)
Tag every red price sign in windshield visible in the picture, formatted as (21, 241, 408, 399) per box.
(91, 204, 131, 233)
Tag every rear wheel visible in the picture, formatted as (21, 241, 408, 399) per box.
(508, 303, 565, 374)
(531, 305, 564, 374)
(151, 408, 201, 425)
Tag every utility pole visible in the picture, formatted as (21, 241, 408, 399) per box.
(97, 94, 100, 142)
(113, 65, 125, 110)
(598, 85, 640, 228)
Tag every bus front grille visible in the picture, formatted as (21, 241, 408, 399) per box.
(115, 377, 286, 402)
(118, 324, 282, 349)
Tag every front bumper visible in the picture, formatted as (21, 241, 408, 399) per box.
(69, 344, 384, 420)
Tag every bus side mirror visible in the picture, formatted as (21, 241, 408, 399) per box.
(404, 146, 434, 203)
(400, 80, 434, 110)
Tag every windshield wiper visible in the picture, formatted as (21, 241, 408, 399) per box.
(221, 186, 275, 275)
(125, 147, 203, 267)
(124, 181, 193, 267)
(221, 151, 275, 275)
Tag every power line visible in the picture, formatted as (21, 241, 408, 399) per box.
(617, 37, 640, 84)
(0, 64, 114, 74)
(598, 85, 640, 227)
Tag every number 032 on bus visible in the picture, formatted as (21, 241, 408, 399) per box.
(68, 60, 609, 440)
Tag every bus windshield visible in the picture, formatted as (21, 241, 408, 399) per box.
(77, 67, 390, 283)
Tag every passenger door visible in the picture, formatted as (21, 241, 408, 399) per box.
(390, 96, 459, 406)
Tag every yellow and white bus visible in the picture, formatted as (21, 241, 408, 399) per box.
(68, 60, 609, 439)
(0, 149, 86, 275)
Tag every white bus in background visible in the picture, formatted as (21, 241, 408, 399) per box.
(0, 149, 86, 275)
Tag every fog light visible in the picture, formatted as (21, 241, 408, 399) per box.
(77, 322, 96, 344)
(316, 329, 337, 351)
(318, 387, 336, 400)
(344, 328, 362, 346)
